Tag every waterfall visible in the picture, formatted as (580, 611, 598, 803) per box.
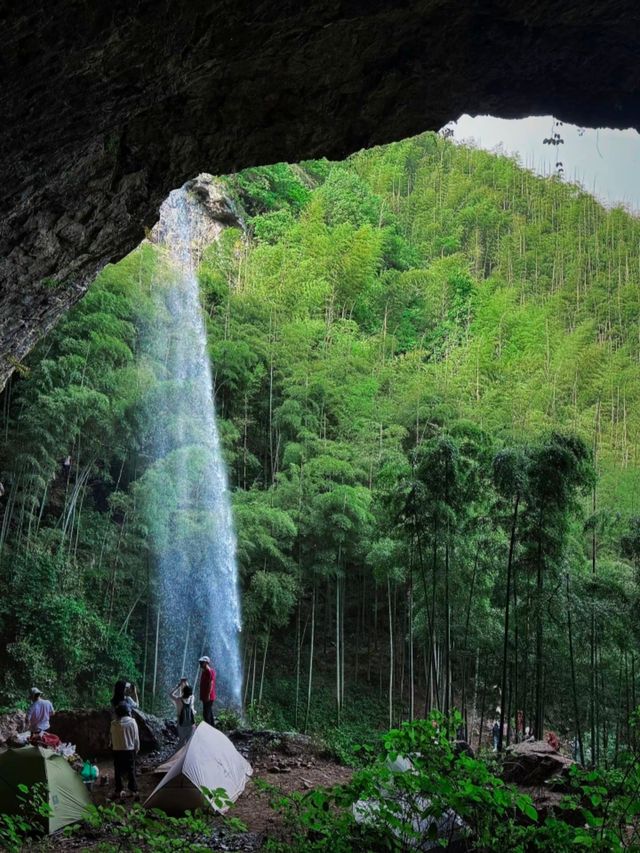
(141, 177, 242, 710)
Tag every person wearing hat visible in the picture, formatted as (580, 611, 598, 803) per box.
(26, 688, 54, 734)
(198, 656, 216, 726)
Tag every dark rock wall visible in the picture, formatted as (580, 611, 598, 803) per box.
(49, 709, 174, 757)
(1, 1, 639, 386)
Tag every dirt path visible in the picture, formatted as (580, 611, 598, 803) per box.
(228, 749, 353, 838)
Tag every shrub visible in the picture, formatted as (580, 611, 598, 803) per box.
(0, 783, 53, 853)
(264, 712, 640, 851)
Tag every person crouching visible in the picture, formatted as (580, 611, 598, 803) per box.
(110, 701, 140, 800)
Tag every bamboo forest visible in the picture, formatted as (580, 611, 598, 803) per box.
(3, 131, 640, 851)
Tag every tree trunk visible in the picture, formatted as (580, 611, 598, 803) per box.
(250, 639, 258, 707)
(152, 607, 160, 713)
(414, 516, 439, 712)
(336, 575, 341, 723)
(408, 573, 414, 721)
(268, 352, 275, 485)
(470, 647, 480, 744)
(242, 393, 249, 490)
(499, 494, 519, 751)
(243, 642, 254, 707)
(614, 653, 624, 765)
(141, 592, 150, 708)
(461, 548, 480, 737)
(305, 585, 316, 733)
(591, 405, 600, 765)
(258, 628, 271, 705)
(565, 574, 584, 764)
(513, 549, 520, 741)
(478, 678, 488, 750)
(534, 520, 545, 741)
(341, 574, 345, 716)
(294, 600, 302, 728)
(180, 615, 191, 680)
(444, 537, 451, 718)
(387, 577, 394, 729)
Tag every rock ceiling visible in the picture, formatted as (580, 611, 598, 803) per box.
(1, 1, 638, 386)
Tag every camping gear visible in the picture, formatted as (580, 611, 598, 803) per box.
(81, 759, 99, 791)
(144, 722, 252, 815)
(30, 731, 61, 750)
(57, 742, 77, 758)
(10, 731, 31, 746)
(0, 745, 90, 834)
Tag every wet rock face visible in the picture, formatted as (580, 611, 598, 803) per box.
(2, 1, 639, 386)
(150, 174, 242, 265)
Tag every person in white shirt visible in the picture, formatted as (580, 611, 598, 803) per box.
(110, 701, 140, 799)
(26, 688, 54, 733)
(169, 678, 195, 747)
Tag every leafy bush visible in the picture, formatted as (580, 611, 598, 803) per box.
(251, 672, 388, 758)
(216, 706, 243, 732)
(264, 713, 537, 851)
(83, 801, 214, 852)
(264, 713, 640, 852)
(0, 783, 53, 853)
(0, 783, 245, 853)
(226, 164, 311, 216)
(246, 699, 287, 732)
(79, 787, 243, 852)
(252, 209, 296, 244)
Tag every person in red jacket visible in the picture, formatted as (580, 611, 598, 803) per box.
(198, 656, 216, 725)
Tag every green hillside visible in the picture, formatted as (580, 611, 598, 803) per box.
(1, 133, 639, 768)
(218, 135, 640, 511)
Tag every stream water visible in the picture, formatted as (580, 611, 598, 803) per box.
(144, 182, 242, 710)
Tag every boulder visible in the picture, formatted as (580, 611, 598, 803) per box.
(502, 740, 575, 787)
(52, 709, 112, 757)
(0, 711, 26, 746)
(229, 730, 323, 762)
(133, 710, 176, 754)
(51, 708, 175, 757)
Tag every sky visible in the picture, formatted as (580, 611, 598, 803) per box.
(449, 115, 640, 212)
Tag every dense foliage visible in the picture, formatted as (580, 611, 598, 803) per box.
(1, 133, 639, 767)
(264, 712, 640, 852)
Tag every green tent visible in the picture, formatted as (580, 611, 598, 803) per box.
(0, 746, 91, 834)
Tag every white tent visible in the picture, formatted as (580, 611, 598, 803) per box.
(144, 723, 252, 815)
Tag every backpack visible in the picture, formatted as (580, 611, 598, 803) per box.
(179, 700, 194, 727)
